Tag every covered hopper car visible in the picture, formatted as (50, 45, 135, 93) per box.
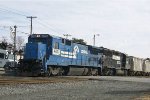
(143, 58, 150, 75)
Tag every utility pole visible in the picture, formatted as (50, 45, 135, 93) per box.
(26, 16, 37, 35)
(13, 25, 17, 67)
(63, 34, 71, 39)
(93, 34, 100, 46)
(93, 34, 95, 46)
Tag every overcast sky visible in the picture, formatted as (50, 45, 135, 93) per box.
(0, 0, 150, 58)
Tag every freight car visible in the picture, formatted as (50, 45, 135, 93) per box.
(143, 58, 150, 75)
(128, 56, 144, 76)
(18, 34, 102, 76)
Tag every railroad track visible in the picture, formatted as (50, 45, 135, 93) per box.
(0, 76, 87, 85)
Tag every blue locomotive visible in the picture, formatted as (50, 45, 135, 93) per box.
(18, 34, 102, 76)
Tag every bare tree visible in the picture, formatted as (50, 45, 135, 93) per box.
(0, 36, 8, 50)
(10, 33, 25, 51)
(1, 36, 7, 43)
(16, 36, 25, 50)
(10, 31, 14, 44)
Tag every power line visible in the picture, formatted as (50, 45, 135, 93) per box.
(0, 8, 58, 34)
(0, 4, 30, 17)
(36, 19, 68, 35)
(0, 5, 30, 15)
(36, 20, 61, 33)
(0, 25, 29, 28)
(0, 26, 29, 37)
(0, 26, 29, 35)
(17, 31, 29, 35)
(0, 5, 67, 35)
(37, 18, 67, 34)
(0, 8, 27, 17)
(4, 4, 31, 13)
(0, 28, 9, 31)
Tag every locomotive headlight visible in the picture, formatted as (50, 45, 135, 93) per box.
(37, 35, 40, 37)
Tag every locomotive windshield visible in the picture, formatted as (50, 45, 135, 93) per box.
(28, 34, 50, 44)
(33, 38, 45, 43)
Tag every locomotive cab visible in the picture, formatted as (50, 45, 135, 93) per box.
(18, 34, 51, 75)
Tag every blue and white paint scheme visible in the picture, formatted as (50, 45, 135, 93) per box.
(20, 34, 102, 76)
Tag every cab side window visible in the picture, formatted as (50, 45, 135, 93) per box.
(65, 40, 71, 46)
(62, 38, 71, 46)
(62, 39, 65, 44)
(54, 42, 59, 49)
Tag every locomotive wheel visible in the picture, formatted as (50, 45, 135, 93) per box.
(97, 67, 102, 76)
(131, 71, 135, 76)
(124, 70, 128, 76)
(86, 68, 97, 76)
(51, 67, 60, 76)
(62, 67, 70, 76)
(102, 67, 110, 76)
(102, 68, 115, 76)
(58, 67, 64, 76)
(103, 68, 110, 76)
(82, 68, 89, 76)
(91, 68, 98, 76)
(47, 67, 64, 76)
(109, 69, 113, 76)
(86, 68, 92, 76)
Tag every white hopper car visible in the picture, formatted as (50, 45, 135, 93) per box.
(129, 57, 150, 76)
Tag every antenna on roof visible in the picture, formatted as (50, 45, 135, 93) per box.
(63, 34, 71, 39)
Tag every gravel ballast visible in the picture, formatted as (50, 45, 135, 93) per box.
(0, 77, 149, 100)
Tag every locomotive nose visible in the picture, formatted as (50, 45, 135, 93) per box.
(24, 43, 46, 60)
